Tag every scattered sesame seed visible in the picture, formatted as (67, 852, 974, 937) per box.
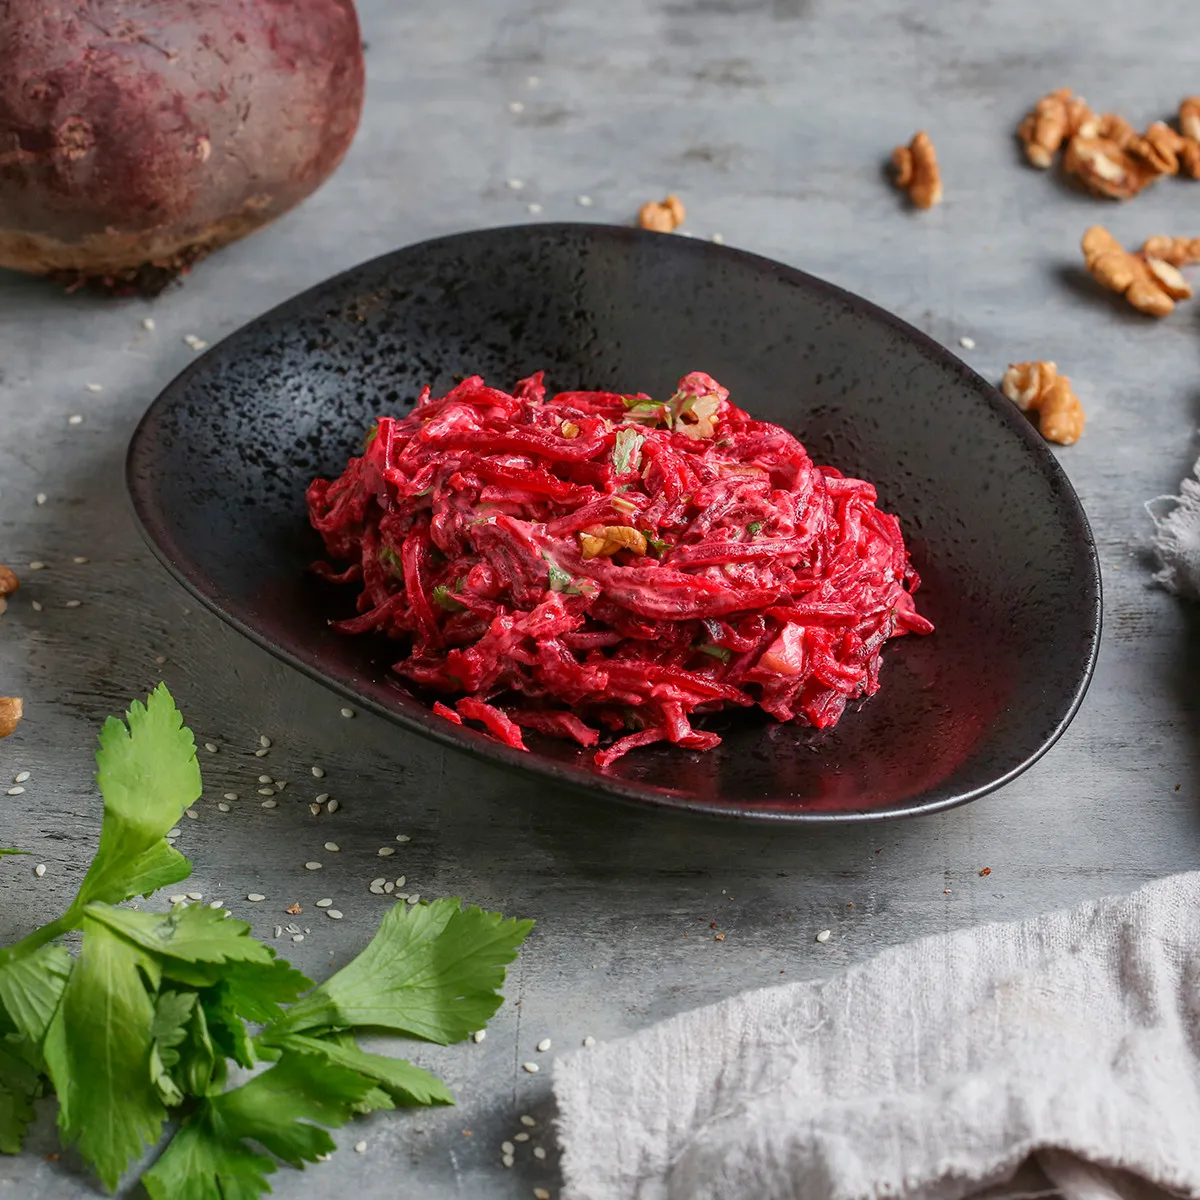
(369, 884, 385, 895)
(526, 74, 539, 86)
(259, 735, 272, 748)
(142, 317, 156, 331)
(340, 707, 355, 718)
(247, 893, 266, 902)
(86, 382, 103, 393)
(223, 792, 238, 801)
(28, 561, 45, 571)
(254, 747, 269, 757)
(378, 846, 395, 857)
(184, 334, 208, 351)
(508, 101, 525, 113)
(371, 877, 386, 887)
(274, 924, 282, 937)
(316, 898, 333, 907)
(74, 556, 89, 564)
(292, 934, 305, 943)
(395, 892, 409, 901)
(305, 861, 322, 871)
(311, 765, 325, 778)
(501, 1141, 515, 1155)
(185, 808, 198, 820)
(324, 842, 340, 852)
(31, 601, 42, 612)
(14, 772, 30, 783)
(394, 875, 406, 888)
(583, 1036, 596, 1047)
(218, 802, 231, 812)
(711, 233, 724, 245)
(169, 895, 188, 904)
(257, 787, 275, 796)
(327, 798, 340, 813)
(205, 742, 219, 753)
(959, 335, 976, 349)
(577, 195, 593, 206)
(327, 909, 344, 920)
(67, 414, 83, 426)
(384, 882, 395, 894)
(507, 179, 525, 192)
(520, 1115, 536, 1127)
(514, 1131, 530, 1142)
(536, 1038, 551, 1052)
(407, 894, 420, 904)
(187, 892, 203, 901)
(473, 1030, 487, 1043)
(261, 799, 278, 809)
(522, 1062, 539, 1073)
(258, 774, 272, 784)
(209, 900, 223, 910)
(64, 599, 81, 608)
(315, 793, 330, 804)
(502, 1155, 514, 1169)
(310, 803, 322, 815)
(35, 493, 46, 506)
(354, 1141, 367, 1153)
(155, 655, 167, 665)
(533, 1147, 547, 1161)
(7, 786, 25, 796)
(816, 929, 831, 943)
(395, 834, 411, 843)
(167, 827, 182, 838)
(34, 863, 45, 878)
(527, 202, 543, 214)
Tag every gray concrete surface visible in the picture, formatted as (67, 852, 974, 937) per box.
(4, 0, 1200, 1195)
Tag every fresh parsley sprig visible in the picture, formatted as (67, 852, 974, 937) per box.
(0, 685, 533, 1196)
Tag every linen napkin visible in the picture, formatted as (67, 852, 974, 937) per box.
(554, 872, 1200, 1200)
(1149, 457, 1200, 596)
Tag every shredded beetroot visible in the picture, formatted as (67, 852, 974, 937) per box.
(307, 372, 933, 767)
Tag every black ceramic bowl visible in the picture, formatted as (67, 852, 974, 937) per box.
(127, 224, 1100, 822)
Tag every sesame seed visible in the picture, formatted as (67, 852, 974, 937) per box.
(258, 774, 272, 784)
(169, 895, 188, 904)
(254, 748, 269, 757)
(274, 924, 282, 937)
(473, 1030, 487, 1043)
(327, 798, 340, 813)
(501, 1141, 515, 1155)
(536, 1038, 551, 1052)
(394, 875, 406, 888)
(14, 772, 30, 783)
(7, 786, 25, 796)
(257, 787, 275, 796)
(142, 317, 156, 331)
(74, 556, 90, 564)
(31, 601, 42, 612)
(86, 382, 103, 393)
(395, 892, 409, 900)
(520, 1115, 536, 1127)
(64, 599, 81, 608)
(311, 765, 325, 778)
(309, 803, 321, 815)
(185, 808, 198, 820)
(324, 842, 340, 852)
(187, 892, 203, 901)
(534, 1188, 551, 1199)
(533, 1147, 547, 1161)
(395, 834, 411, 843)
(261, 799, 277, 809)
(583, 1036, 596, 1047)
(223, 792, 238, 801)
(167, 827, 182, 838)
(959, 335, 976, 349)
(522, 1062, 539, 1073)
(816, 929, 831, 943)
(315, 898, 333, 907)
(35, 493, 46, 506)
(507, 178, 525, 190)
(205, 742, 219, 753)
(384, 882, 395, 894)
(527, 202, 543, 214)
(508, 101, 524, 113)
(327, 909, 344, 920)
(155, 655, 167, 665)
(67, 414, 83, 426)
(340, 707, 355, 718)
(184, 334, 208, 351)
(292, 934, 305, 943)
(218, 803, 230, 812)
(407, 893, 420, 904)
(711, 232, 724, 245)
(259, 735, 271, 748)
(526, 74, 539, 86)
(371, 877, 386, 887)
(305, 861, 322, 871)
(577, 195, 593, 206)
(34, 863, 45, 878)
(378, 846, 395, 857)
(209, 900, 223, 910)
(354, 1141, 367, 1153)
(247, 893, 266, 902)
(28, 561, 45, 570)
(514, 1131, 530, 1142)
(369, 883, 385, 894)
(502, 1155, 514, 1168)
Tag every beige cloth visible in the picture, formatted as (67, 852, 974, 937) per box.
(554, 873, 1200, 1200)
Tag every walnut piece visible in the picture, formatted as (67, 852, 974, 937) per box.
(1180, 97, 1200, 141)
(1017, 88, 1095, 167)
(637, 194, 686, 233)
(890, 131, 942, 209)
(1129, 121, 1187, 175)
(0, 697, 22, 739)
(1141, 235, 1200, 266)
(1001, 362, 1085, 445)
(1063, 136, 1158, 200)
(0, 566, 17, 597)
(579, 525, 648, 559)
(1082, 225, 1189, 316)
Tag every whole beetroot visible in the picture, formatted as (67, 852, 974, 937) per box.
(0, 0, 364, 292)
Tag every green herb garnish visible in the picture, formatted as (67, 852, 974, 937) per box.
(746, 521, 763, 536)
(612, 428, 645, 475)
(695, 644, 733, 663)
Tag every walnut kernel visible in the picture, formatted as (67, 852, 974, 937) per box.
(0, 697, 22, 739)
(579, 526, 647, 559)
(1180, 97, 1200, 141)
(0, 566, 18, 597)
(890, 131, 942, 209)
(637, 194, 686, 233)
(1082, 225, 1187, 316)
(1001, 362, 1085, 445)
(1063, 137, 1158, 200)
(1129, 121, 1187, 176)
(1141, 236, 1200, 266)
(1017, 88, 1095, 167)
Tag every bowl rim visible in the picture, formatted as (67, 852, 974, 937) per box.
(126, 221, 1103, 824)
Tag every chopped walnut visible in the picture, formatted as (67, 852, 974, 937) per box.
(1017, 88, 1095, 167)
(637, 194, 686, 233)
(1180, 97, 1200, 141)
(890, 131, 942, 209)
(1129, 121, 1187, 175)
(1141, 235, 1200, 266)
(1001, 362, 1085, 445)
(1082, 225, 1188, 316)
(1063, 136, 1158, 200)
(0, 697, 22, 739)
(1181, 139, 1200, 179)
(578, 525, 648, 559)
(0, 566, 17, 597)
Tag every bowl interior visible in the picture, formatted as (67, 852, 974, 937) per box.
(128, 223, 1100, 821)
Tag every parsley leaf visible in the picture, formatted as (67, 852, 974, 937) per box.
(76, 684, 199, 908)
(149, 991, 196, 1107)
(0, 944, 72, 1047)
(612, 428, 644, 474)
(431, 583, 466, 612)
(87, 903, 275, 969)
(42, 914, 166, 1191)
(0, 849, 27, 859)
(695, 644, 733, 664)
(0, 1037, 41, 1154)
(267, 899, 533, 1045)
(746, 521, 764, 536)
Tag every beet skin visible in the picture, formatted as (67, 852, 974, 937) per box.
(0, 0, 364, 289)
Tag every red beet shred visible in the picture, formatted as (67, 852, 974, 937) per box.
(307, 372, 933, 767)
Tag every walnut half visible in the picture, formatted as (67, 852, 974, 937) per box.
(890, 131, 942, 209)
(0, 697, 22, 739)
(1001, 362, 1085, 445)
(638, 194, 686, 233)
(1082, 225, 1191, 317)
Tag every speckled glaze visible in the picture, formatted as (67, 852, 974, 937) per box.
(126, 223, 1101, 822)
